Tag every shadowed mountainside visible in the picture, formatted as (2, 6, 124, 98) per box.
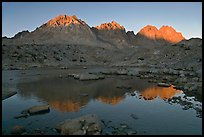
(91, 21, 131, 48)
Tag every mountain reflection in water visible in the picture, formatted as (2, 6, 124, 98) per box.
(17, 77, 182, 112)
(141, 85, 183, 100)
(49, 100, 86, 112)
(97, 96, 124, 105)
(17, 77, 127, 112)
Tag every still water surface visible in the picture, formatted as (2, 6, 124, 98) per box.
(2, 68, 202, 135)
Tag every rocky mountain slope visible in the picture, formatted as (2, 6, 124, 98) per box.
(2, 15, 112, 48)
(3, 14, 185, 48)
(2, 14, 201, 73)
(92, 21, 131, 48)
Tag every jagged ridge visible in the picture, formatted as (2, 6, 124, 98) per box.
(3, 14, 186, 47)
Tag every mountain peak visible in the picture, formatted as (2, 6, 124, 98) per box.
(159, 25, 185, 43)
(138, 25, 162, 40)
(95, 21, 125, 30)
(160, 25, 173, 28)
(159, 25, 176, 33)
(138, 25, 185, 44)
(139, 25, 159, 32)
(45, 14, 86, 27)
(71, 15, 78, 19)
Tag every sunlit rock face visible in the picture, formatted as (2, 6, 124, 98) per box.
(45, 15, 87, 27)
(141, 85, 183, 100)
(159, 25, 185, 44)
(137, 25, 185, 44)
(95, 21, 125, 30)
(137, 25, 163, 40)
(97, 96, 125, 105)
(38, 14, 95, 40)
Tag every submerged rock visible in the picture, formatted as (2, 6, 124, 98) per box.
(55, 114, 103, 135)
(14, 114, 29, 119)
(120, 124, 128, 129)
(21, 109, 29, 114)
(2, 91, 17, 100)
(126, 130, 137, 135)
(28, 105, 50, 114)
(130, 114, 138, 120)
(11, 125, 26, 135)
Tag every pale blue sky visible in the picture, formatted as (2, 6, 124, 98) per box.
(2, 2, 202, 39)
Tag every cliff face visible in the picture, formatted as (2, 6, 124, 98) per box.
(135, 25, 185, 46)
(137, 25, 162, 40)
(159, 25, 185, 44)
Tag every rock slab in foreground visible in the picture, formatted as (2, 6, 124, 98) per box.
(14, 105, 49, 119)
(55, 114, 103, 135)
(28, 105, 50, 114)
